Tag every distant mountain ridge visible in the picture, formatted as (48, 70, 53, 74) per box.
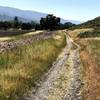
(0, 14, 31, 22)
(0, 6, 81, 24)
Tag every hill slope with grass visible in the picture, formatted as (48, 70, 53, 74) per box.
(71, 17, 100, 38)
(76, 16, 100, 28)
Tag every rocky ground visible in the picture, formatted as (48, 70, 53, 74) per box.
(23, 32, 83, 100)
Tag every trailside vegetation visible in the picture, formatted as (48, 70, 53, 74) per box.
(77, 28, 100, 38)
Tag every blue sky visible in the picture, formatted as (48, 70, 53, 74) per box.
(0, 0, 100, 21)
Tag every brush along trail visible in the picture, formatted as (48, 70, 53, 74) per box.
(24, 31, 83, 100)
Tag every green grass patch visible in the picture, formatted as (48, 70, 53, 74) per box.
(0, 32, 66, 100)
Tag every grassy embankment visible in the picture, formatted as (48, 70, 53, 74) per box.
(68, 28, 100, 100)
(0, 31, 66, 100)
(76, 29, 100, 100)
(79, 40, 100, 100)
(78, 29, 100, 38)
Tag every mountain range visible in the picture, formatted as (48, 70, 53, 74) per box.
(0, 6, 81, 24)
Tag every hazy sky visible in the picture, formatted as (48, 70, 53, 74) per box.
(0, 0, 100, 21)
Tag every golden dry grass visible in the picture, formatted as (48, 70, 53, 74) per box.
(69, 28, 100, 100)
(78, 39, 100, 100)
(68, 28, 93, 38)
(0, 31, 66, 100)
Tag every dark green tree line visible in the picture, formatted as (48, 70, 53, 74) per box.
(0, 15, 75, 31)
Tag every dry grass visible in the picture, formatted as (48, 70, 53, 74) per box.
(0, 32, 66, 100)
(68, 28, 93, 39)
(78, 39, 100, 100)
(68, 28, 100, 100)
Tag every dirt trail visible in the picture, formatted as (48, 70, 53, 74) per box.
(24, 31, 83, 100)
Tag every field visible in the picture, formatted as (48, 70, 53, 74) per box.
(68, 28, 100, 100)
(0, 31, 66, 100)
(89, 40, 100, 66)
(0, 30, 43, 41)
(0, 30, 32, 37)
(78, 38, 100, 100)
(0, 28, 100, 100)
(78, 28, 100, 38)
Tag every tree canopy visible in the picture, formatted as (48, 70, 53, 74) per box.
(40, 14, 60, 30)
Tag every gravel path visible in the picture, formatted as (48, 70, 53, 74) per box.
(24, 31, 83, 100)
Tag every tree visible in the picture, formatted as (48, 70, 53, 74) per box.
(60, 22, 76, 29)
(30, 21, 36, 29)
(0, 21, 12, 30)
(40, 14, 60, 30)
(35, 24, 42, 30)
(0, 22, 4, 30)
(13, 16, 19, 28)
(3, 21, 12, 30)
(21, 23, 32, 30)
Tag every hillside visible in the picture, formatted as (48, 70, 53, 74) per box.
(0, 14, 32, 22)
(71, 17, 100, 38)
(76, 16, 100, 28)
(0, 6, 81, 24)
